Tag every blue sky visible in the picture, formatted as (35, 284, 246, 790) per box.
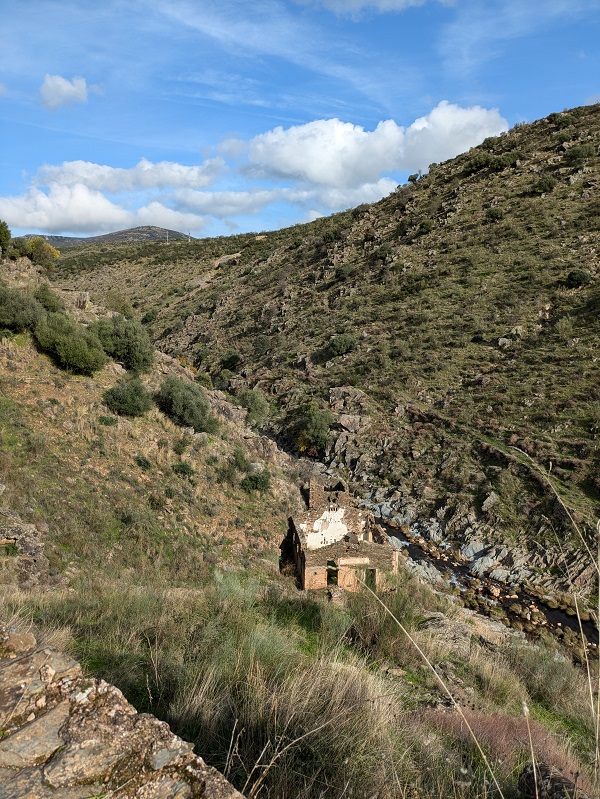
(1, 0, 599, 238)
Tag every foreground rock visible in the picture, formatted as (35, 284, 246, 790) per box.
(519, 762, 591, 799)
(0, 622, 241, 798)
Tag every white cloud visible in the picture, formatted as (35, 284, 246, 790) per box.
(249, 118, 405, 188)
(135, 202, 206, 233)
(248, 101, 507, 188)
(37, 157, 225, 192)
(39, 74, 93, 109)
(402, 100, 508, 171)
(174, 188, 282, 217)
(0, 184, 132, 233)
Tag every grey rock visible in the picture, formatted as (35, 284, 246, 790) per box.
(0, 701, 70, 768)
(470, 556, 498, 577)
(404, 558, 444, 584)
(482, 491, 500, 512)
(489, 568, 510, 582)
(461, 541, 486, 561)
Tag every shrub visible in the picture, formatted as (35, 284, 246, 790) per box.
(241, 469, 271, 493)
(34, 312, 106, 375)
(155, 376, 218, 433)
(33, 282, 65, 313)
(564, 143, 595, 167)
(0, 281, 45, 331)
(90, 315, 154, 373)
(418, 219, 434, 235)
(194, 371, 213, 389)
(141, 308, 158, 324)
(485, 207, 504, 222)
(172, 461, 195, 478)
(220, 348, 242, 372)
(103, 378, 153, 417)
(531, 175, 557, 195)
(566, 269, 593, 287)
(135, 455, 152, 470)
(286, 399, 334, 456)
(238, 387, 271, 428)
(9, 237, 33, 259)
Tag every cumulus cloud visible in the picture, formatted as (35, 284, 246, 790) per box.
(0, 184, 132, 233)
(2, 101, 507, 236)
(249, 118, 405, 188)
(248, 101, 507, 188)
(38, 157, 225, 192)
(135, 202, 206, 233)
(402, 100, 508, 171)
(40, 74, 95, 109)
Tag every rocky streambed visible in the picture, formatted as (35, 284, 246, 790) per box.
(359, 497, 599, 656)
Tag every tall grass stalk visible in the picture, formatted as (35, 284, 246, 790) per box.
(511, 447, 600, 783)
(358, 578, 506, 799)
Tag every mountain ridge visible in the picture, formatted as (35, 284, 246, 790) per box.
(23, 225, 190, 248)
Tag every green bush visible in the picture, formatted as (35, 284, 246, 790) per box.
(485, 207, 504, 222)
(172, 461, 195, 478)
(241, 469, 271, 493)
(238, 387, 271, 428)
(286, 399, 334, 456)
(9, 237, 33, 259)
(90, 315, 154, 373)
(220, 348, 242, 372)
(531, 175, 557, 195)
(155, 376, 218, 433)
(141, 308, 158, 324)
(33, 312, 106, 375)
(566, 269, 593, 287)
(0, 281, 45, 331)
(194, 371, 213, 389)
(103, 378, 153, 417)
(33, 282, 65, 313)
(564, 143, 595, 167)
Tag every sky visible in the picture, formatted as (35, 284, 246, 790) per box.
(1, 0, 599, 239)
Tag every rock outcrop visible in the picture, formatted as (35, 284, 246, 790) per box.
(0, 622, 241, 799)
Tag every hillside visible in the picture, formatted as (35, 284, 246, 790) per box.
(54, 103, 600, 590)
(23, 225, 189, 249)
(2, 102, 600, 799)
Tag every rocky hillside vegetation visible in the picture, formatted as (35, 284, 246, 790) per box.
(54, 104, 600, 591)
(1, 102, 599, 799)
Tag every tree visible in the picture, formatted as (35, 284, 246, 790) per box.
(91, 315, 154, 373)
(28, 237, 60, 267)
(0, 220, 11, 257)
(155, 376, 218, 433)
(286, 399, 334, 456)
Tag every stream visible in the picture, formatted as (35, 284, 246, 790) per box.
(382, 522, 599, 651)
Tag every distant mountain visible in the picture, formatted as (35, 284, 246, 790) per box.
(23, 225, 190, 248)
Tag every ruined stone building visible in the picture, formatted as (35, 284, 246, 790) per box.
(284, 480, 402, 591)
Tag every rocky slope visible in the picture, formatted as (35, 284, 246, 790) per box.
(54, 103, 600, 597)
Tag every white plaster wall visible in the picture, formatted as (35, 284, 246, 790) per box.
(304, 508, 349, 550)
